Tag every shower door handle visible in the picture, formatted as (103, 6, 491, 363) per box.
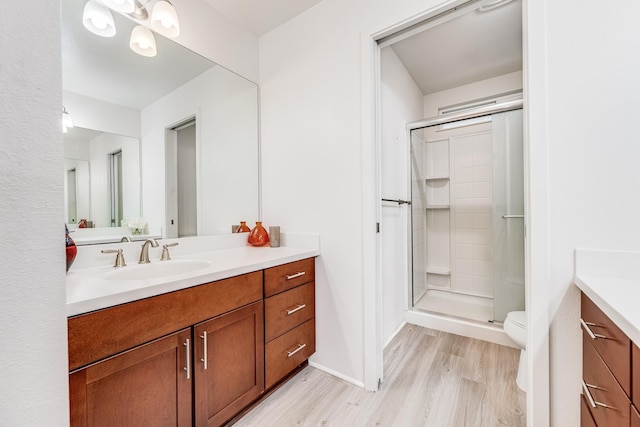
(502, 215, 524, 219)
(382, 198, 412, 205)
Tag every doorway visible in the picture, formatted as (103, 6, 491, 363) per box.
(166, 118, 198, 238)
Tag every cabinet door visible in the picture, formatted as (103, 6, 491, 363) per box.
(194, 301, 265, 427)
(69, 328, 192, 427)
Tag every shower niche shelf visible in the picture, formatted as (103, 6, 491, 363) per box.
(425, 175, 449, 181)
(425, 204, 450, 210)
(425, 267, 451, 275)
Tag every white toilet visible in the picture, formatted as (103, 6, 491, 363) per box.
(504, 310, 527, 391)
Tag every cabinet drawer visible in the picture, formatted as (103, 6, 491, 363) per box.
(583, 337, 630, 427)
(580, 393, 597, 427)
(265, 282, 315, 342)
(265, 318, 315, 389)
(581, 293, 631, 396)
(264, 258, 315, 297)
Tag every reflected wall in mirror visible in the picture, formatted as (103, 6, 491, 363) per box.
(64, 127, 141, 228)
(61, 0, 259, 243)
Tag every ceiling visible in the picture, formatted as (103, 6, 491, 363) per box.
(390, 0, 522, 95)
(202, 0, 323, 36)
(62, 0, 522, 110)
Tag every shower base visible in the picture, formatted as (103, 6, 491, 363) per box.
(414, 289, 493, 322)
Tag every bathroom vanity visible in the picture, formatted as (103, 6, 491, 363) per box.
(575, 249, 640, 427)
(67, 234, 318, 427)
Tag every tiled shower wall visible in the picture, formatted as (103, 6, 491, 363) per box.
(450, 131, 493, 297)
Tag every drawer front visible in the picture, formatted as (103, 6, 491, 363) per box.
(580, 393, 597, 427)
(633, 405, 640, 427)
(583, 337, 630, 427)
(581, 293, 631, 396)
(265, 282, 315, 342)
(265, 318, 315, 389)
(264, 258, 315, 297)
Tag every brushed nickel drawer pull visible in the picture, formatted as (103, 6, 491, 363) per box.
(580, 318, 608, 340)
(582, 380, 617, 410)
(582, 380, 597, 409)
(286, 304, 306, 315)
(286, 272, 306, 280)
(184, 339, 191, 380)
(286, 343, 307, 358)
(200, 331, 208, 370)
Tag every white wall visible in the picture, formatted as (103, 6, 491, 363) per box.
(141, 66, 259, 235)
(380, 47, 424, 344)
(259, 0, 462, 386)
(423, 70, 523, 116)
(538, 0, 640, 425)
(0, 2, 69, 426)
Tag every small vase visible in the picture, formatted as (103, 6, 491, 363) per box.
(66, 225, 77, 272)
(237, 221, 251, 233)
(247, 221, 270, 247)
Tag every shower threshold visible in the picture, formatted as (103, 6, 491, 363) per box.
(414, 289, 494, 323)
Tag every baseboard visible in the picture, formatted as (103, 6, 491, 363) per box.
(308, 360, 365, 388)
(384, 321, 407, 349)
(406, 310, 518, 348)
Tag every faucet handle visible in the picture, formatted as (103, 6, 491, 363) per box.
(101, 248, 127, 267)
(160, 242, 179, 261)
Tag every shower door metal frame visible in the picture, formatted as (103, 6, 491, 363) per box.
(405, 97, 524, 310)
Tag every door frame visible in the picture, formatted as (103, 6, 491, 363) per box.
(364, 1, 550, 425)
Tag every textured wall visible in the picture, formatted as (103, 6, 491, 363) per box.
(0, 2, 69, 425)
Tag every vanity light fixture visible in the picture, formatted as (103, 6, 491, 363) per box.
(82, 0, 116, 37)
(150, 0, 180, 38)
(101, 0, 135, 14)
(81, 0, 180, 57)
(62, 107, 74, 133)
(129, 25, 157, 57)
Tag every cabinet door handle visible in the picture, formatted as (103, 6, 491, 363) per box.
(286, 343, 307, 358)
(286, 272, 306, 280)
(286, 304, 306, 315)
(183, 339, 191, 380)
(580, 318, 608, 340)
(200, 331, 208, 370)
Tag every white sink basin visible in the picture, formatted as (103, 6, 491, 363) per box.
(104, 260, 212, 281)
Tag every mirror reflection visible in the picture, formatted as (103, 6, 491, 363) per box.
(62, 0, 259, 244)
(64, 127, 141, 228)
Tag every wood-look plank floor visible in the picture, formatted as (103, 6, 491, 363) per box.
(234, 324, 525, 427)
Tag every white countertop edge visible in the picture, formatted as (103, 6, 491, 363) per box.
(574, 275, 640, 348)
(67, 247, 319, 317)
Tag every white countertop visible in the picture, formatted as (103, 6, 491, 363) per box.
(67, 233, 320, 317)
(574, 248, 640, 347)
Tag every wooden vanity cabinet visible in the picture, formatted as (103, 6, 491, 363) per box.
(69, 257, 317, 427)
(264, 258, 316, 389)
(580, 293, 633, 427)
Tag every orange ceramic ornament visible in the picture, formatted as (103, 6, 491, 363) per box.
(248, 221, 270, 246)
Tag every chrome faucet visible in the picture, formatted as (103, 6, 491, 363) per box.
(138, 238, 159, 264)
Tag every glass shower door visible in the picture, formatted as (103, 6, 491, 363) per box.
(492, 109, 525, 322)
